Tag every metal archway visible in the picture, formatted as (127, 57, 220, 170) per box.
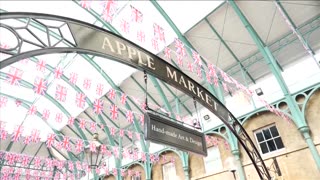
(0, 12, 271, 180)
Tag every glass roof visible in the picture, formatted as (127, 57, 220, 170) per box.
(1, 0, 319, 179)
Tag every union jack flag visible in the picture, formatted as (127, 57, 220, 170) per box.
(108, 89, 116, 100)
(222, 82, 228, 92)
(139, 114, 144, 125)
(0, 96, 8, 108)
(69, 72, 78, 85)
(90, 122, 97, 132)
(151, 38, 159, 51)
(197, 67, 202, 79)
(75, 139, 84, 153)
(192, 50, 202, 67)
(220, 70, 231, 83)
(177, 55, 183, 67)
(102, 10, 113, 23)
(121, 169, 126, 177)
(96, 167, 101, 174)
(31, 129, 40, 143)
(113, 147, 119, 158)
(101, 144, 107, 154)
(54, 67, 63, 79)
(42, 109, 50, 120)
(28, 105, 37, 115)
(62, 136, 71, 151)
(110, 127, 116, 136)
(68, 161, 74, 171)
(33, 77, 47, 95)
(137, 30, 145, 43)
(1, 129, 8, 140)
(55, 85, 67, 102)
(79, 119, 86, 129)
(208, 64, 216, 77)
(131, 5, 143, 23)
(153, 23, 165, 42)
(34, 157, 42, 169)
(15, 99, 22, 107)
(6, 153, 16, 165)
(120, 19, 130, 34)
(6, 67, 23, 86)
(80, 0, 91, 9)
(187, 62, 194, 72)
(89, 141, 96, 152)
(175, 38, 186, 56)
(206, 72, 212, 84)
(83, 78, 92, 90)
(24, 135, 31, 145)
(55, 112, 63, 123)
(110, 104, 118, 120)
(119, 129, 124, 137)
(141, 152, 146, 162)
(213, 76, 219, 87)
(36, 60, 46, 72)
(68, 117, 74, 126)
(46, 158, 53, 169)
(12, 125, 23, 142)
(21, 155, 30, 167)
(120, 93, 127, 104)
(113, 168, 118, 176)
(93, 99, 103, 115)
(76, 161, 82, 170)
(96, 83, 104, 96)
(164, 47, 171, 59)
(126, 110, 134, 123)
(76, 92, 86, 108)
(46, 133, 56, 148)
(103, 0, 117, 15)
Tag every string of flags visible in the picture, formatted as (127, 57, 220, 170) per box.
(0, 151, 142, 180)
(0, 119, 230, 157)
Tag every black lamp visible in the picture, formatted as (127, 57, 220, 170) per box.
(84, 133, 104, 169)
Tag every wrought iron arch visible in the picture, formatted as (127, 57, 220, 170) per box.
(0, 12, 271, 180)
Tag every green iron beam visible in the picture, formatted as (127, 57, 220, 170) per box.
(159, 81, 192, 115)
(204, 18, 256, 84)
(130, 75, 161, 108)
(275, 0, 320, 68)
(0, 92, 80, 161)
(226, 14, 320, 77)
(149, 76, 174, 118)
(229, 0, 320, 171)
(150, 0, 223, 101)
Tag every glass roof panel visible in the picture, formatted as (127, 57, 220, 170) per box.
(157, 0, 224, 33)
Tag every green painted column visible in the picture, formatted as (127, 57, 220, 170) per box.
(300, 127, 320, 170)
(232, 150, 246, 180)
(229, 0, 320, 173)
(145, 141, 152, 180)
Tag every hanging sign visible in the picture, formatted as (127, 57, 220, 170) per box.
(144, 112, 207, 156)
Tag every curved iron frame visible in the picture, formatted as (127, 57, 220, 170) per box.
(0, 12, 271, 180)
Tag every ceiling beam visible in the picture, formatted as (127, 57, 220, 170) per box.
(226, 14, 320, 77)
(204, 18, 256, 84)
(150, 0, 225, 103)
(274, 0, 320, 68)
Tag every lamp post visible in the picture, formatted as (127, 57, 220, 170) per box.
(83, 133, 104, 179)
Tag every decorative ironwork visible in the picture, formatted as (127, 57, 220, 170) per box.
(0, 12, 271, 179)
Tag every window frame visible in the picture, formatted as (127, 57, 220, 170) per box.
(162, 161, 176, 180)
(254, 124, 285, 156)
(203, 145, 223, 174)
